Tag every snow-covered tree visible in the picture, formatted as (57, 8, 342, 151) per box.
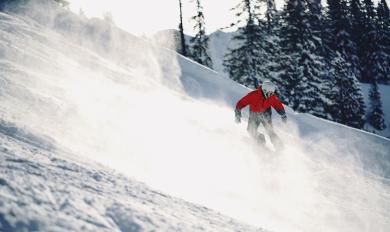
(362, 0, 375, 20)
(327, 53, 366, 128)
(276, 0, 329, 117)
(264, 0, 277, 31)
(223, 0, 268, 88)
(307, 0, 323, 38)
(326, 0, 361, 81)
(372, 0, 390, 83)
(355, 0, 390, 84)
(377, 0, 390, 30)
(367, 81, 386, 130)
(359, 0, 377, 83)
(324, 0, 366, 126)
(190, 0, 212, 68)
(348, 0, 365, 81)
(363, 30, 390, 84)
(258, 1, 283, 86)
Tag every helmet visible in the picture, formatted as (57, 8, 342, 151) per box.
(261, 81, 276, 98)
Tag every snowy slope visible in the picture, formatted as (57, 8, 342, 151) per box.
(0, 124, 262, 232)
(1, 1, 390, 232)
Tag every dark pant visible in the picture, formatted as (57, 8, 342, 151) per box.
(247, 110, 282, 147)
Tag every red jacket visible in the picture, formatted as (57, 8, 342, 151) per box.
(236, 86, 285, 114)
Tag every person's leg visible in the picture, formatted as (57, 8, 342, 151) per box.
(247, 112, 266, 144)
(260, 111, 283, 149)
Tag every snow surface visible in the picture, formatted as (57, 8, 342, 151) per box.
(1, 1, 390, 232)
(0, 125, 263, 232)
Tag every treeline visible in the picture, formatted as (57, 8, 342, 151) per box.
(178, 0, 389, 131)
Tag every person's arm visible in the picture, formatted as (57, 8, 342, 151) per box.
(270, 95, 287, 123)
(234, 93, 252, 123)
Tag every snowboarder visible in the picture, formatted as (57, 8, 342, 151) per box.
(235, 81, 287, 148)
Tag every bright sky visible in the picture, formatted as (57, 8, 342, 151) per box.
(69, 0, 284, 36)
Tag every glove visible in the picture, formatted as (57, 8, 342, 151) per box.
(235, 108, 241, 124)
(281, 114, 287, 123)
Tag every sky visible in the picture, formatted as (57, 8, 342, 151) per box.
(68, 0, 284, 36)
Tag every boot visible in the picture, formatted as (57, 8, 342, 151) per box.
(256, 133, 266, 145)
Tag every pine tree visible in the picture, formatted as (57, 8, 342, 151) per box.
(190, 0, 212, 68)
(364, 30, 390, 84)
(359, 0, 377, 83)
(348, 0, 365, 81)
(377, 0, 390, 30)
(264, 0, 277, 31)
(360, 0, 387, 131)
(325, 0, 366, 127)
(223, 0, 267, 88)
(362, 0, 375, 20)
(307, 0, 322, 38)
(178, 0, 188, 57)
(373, 0, 390, 83)
(367, 81, 386, 130)
(276, 0, 328, 117)
(258, 0, 283, 86)
(357, 0, 390, 84)
(307, 0, 340, 119)
(326, 0, 361, 81)
(327, 53, 366, 128)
